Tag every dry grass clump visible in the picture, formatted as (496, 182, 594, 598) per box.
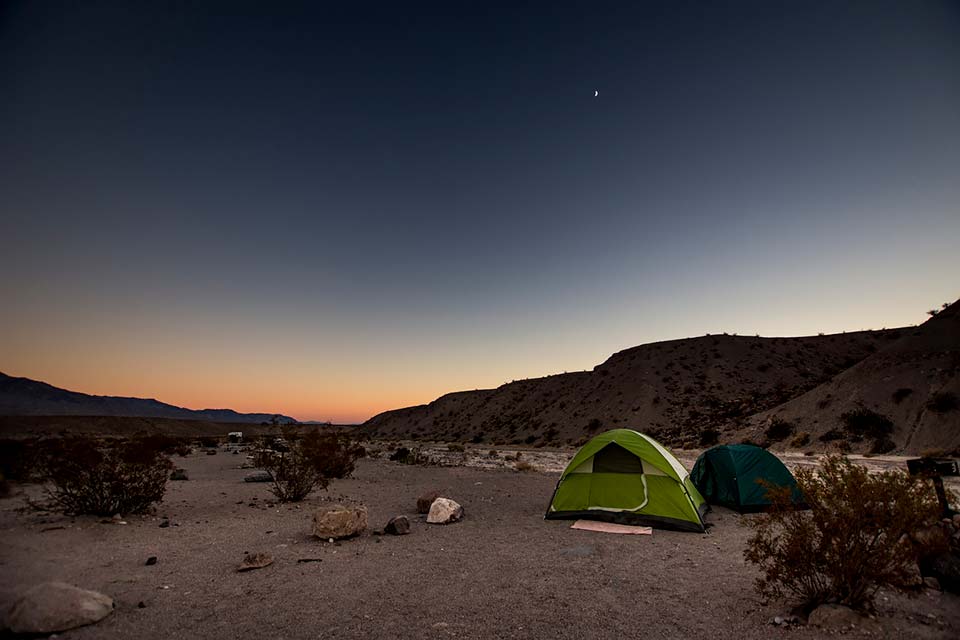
(514, 460, 539, 473)
(745, 456, 945, 612)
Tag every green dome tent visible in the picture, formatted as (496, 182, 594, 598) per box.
(545, 429, 708, 532)
(690, 444, 804, 513)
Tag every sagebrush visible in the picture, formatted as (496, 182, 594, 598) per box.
(36, 436, 173, 515)
(744, 455, 944, 612)
(255, 429, 365, 502)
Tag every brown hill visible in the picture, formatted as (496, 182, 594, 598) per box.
(738, 300, 960, 455)
(362, 327, 907, 449)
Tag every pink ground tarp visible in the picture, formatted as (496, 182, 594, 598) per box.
(570, 520, 653, 535)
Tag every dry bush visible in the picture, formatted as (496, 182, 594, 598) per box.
(255, 429, 365, 502)
(35, 436, 173, 515)
(0, 438, 41, 482)
(926, 391, 958, 413)
(515, 460, 539, 472)
(447, 443, 465, 453)
(840, 406, 893, 438)
(699, 428, 720, 447)
(790, 432, 811, 448)
(745, 456, 944, 612)
(765, 417, 794, 442)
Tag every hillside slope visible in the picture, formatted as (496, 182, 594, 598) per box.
(740, 301, 960, 454)
(362, 328, 906, 448)
(0, 373, 296, 424)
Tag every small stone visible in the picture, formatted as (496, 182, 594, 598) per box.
(385, 515, 410, 535)
(169, 468, 189, 481)
(773, 616, 783, 625)
(243, 471, 272, 483)
(159, 520, 170, 529)
(237, 552, 273, 572)
(923, 576, 941, 591)
(137, 601, 146, 609)
(145, 556, 157, 566)
(426, 498, 464, 525)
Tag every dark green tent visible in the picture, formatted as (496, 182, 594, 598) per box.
(690, 444, 804, 512)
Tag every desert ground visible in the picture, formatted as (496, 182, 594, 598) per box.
(1, 446, 958, 640)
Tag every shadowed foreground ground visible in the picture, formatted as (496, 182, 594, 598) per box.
(1, 453, 957, 639)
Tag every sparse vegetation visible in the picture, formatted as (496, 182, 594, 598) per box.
(698, 428, 720, 447)
(514, 460, 538, 472)
(447, 443, 465, 452)
(765, 417, 794, 442)
(790, 432, 810, 448)
(35, 436, 174, 516)
(745, 456, 945, 612)
(255, 429, 365, 502)
(891, 388, 913, 404)
(840, 406, 894, 438)
(926, 391, 958, 414)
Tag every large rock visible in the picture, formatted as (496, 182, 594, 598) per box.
(417, 490, 441, 514)
(312, 506, 367, 539)
(426, 498, 463, 524)
(807, 604, 865, 628)
(244, 471, 272, 483)
(3, 582, 113, 634)
(385, 515, 410, 535)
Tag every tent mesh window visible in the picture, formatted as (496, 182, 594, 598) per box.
(592, 443, 645, 473)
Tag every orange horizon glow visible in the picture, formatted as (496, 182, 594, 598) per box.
(3, 293, 952, 424)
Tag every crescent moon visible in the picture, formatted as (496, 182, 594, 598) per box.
(594, 90, 599, 97)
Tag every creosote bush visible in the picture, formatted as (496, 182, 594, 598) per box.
(36, 436, 173, 516)
(255, 429, 365, 502)
(765, 417, 794, 442)
(744, 456, 944, 612)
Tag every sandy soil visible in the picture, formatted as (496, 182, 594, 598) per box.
(1, 451, 958, 640)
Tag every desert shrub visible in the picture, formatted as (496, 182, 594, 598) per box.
(488, 450, 498, 457)
(198, 436, 219, 449)
(447, 443, 465, 453)
(840, 406, 893, 438)
(926, 391, 958, 413)
(515, 460, 538, 472)
(388, 446, 433, 466)
(35, 436, 173, 516)
(135, 434, 192, 457)
(0, 438, 40, 482)
(470, 433, 484, 444)
(891, 388, 913, 404)
(699, 429, 720, 447)
(870, 437, 896, 455)
(818, 429, 844, 442)
(745, 456, 944, 612)
(790, 432, 810, 448)
(255, 429, 365, 502)
(524, 434, 537, 445)
(765, 417, 794, 442)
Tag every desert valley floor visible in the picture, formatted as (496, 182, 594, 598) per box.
(2, 448, 958, 640)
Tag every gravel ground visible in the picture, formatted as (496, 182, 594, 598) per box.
(1, 452, 957, 639)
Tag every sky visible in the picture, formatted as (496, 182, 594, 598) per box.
(1, 1, 958, 423)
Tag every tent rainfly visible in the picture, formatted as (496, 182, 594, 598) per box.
(545, 429, 708, 532)
(690, 444, 805, 513)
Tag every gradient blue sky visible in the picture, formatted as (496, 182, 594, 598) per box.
(1, 1, 958, 422)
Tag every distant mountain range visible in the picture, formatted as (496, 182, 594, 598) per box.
(363, 300, 960, 455)
(0, 373, 296, 424)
